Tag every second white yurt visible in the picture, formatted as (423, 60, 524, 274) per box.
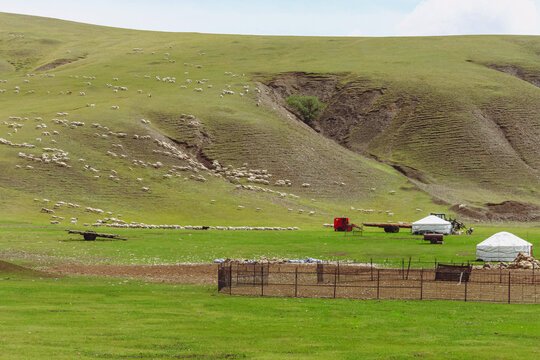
(411, 215, 452, 235)
(476, 232, 533, 262)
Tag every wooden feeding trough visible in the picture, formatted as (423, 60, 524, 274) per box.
(424, 233, 444, 244)
(66, 230, 127, 241)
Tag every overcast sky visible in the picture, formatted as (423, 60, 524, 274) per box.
(1, 0, 540, 36)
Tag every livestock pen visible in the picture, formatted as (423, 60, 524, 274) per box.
(218, 261, 539, 304)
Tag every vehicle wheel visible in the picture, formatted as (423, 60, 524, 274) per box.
(384, 226, 399, 233)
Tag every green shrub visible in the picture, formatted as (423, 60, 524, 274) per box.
(285, 94, 326, 124)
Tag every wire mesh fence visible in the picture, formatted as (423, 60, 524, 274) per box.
(218, 261, 539, 304)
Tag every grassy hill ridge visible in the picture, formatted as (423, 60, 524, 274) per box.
(0, 13, 539, 227)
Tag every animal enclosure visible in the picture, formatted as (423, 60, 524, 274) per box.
(218, 262, 539, 303)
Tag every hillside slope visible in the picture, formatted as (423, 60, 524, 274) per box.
(0, 13, 539, 226)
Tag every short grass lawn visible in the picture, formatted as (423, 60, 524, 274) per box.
(0, 273, 538, 359)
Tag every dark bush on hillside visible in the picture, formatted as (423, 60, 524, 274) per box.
(285, 95, 326, 125)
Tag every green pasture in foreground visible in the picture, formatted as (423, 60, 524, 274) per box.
(0, 273, 538, 360)
(1, 224, 539, 266)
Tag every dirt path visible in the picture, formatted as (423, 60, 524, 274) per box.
(46, 263, 219, 285)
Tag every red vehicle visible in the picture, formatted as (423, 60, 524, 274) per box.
(334, 217, 362, 232)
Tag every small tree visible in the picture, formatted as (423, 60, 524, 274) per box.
(285, 94, 326, 125)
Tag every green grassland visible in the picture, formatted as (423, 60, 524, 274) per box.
(1, 225, 538, 266)
(0, 13, 539, 228)
(1, 13, 540, 359)
(0, 273, 538, 360)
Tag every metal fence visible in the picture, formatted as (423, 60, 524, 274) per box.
(218, 262, 540, 304)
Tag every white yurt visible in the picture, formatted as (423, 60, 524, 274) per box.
(476, 232, 533, 262)
(411, 215, 452, 235)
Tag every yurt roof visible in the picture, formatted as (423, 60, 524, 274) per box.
(477, 232, 532, 247)
(412, 215, 451, 225)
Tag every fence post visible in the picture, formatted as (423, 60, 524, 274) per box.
(370, 258, 373, 281)
(295, 266, 298, 297)
(229, 263, 233, 295)
(420, 268, 423, 300)
(377, 269, 380, 299)
(434, 258, 437, 269)
(261, 266, 264, 297)
(333, 267, 337, 298)
(508, 272, 511, 304)
(317, 263, 324, 284)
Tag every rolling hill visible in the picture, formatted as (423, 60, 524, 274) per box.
(0, 12, 539, 227)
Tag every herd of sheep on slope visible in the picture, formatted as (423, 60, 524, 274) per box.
(0, 47, 402, 229)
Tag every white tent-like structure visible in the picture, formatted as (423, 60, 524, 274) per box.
(411, 215, 452, 235)
(476, 232, 533, 262)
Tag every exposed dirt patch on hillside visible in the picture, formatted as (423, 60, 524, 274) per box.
(391, 164, 432, 184)
(261, 72, 418, 158)
(487, 64, 540, 88)
(46, 263, 218, 284)
(265, 72, 341, 103)
(451, 201, 540, 222)
(147, 111, 215, 168)
(35, 57, 83, 72)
